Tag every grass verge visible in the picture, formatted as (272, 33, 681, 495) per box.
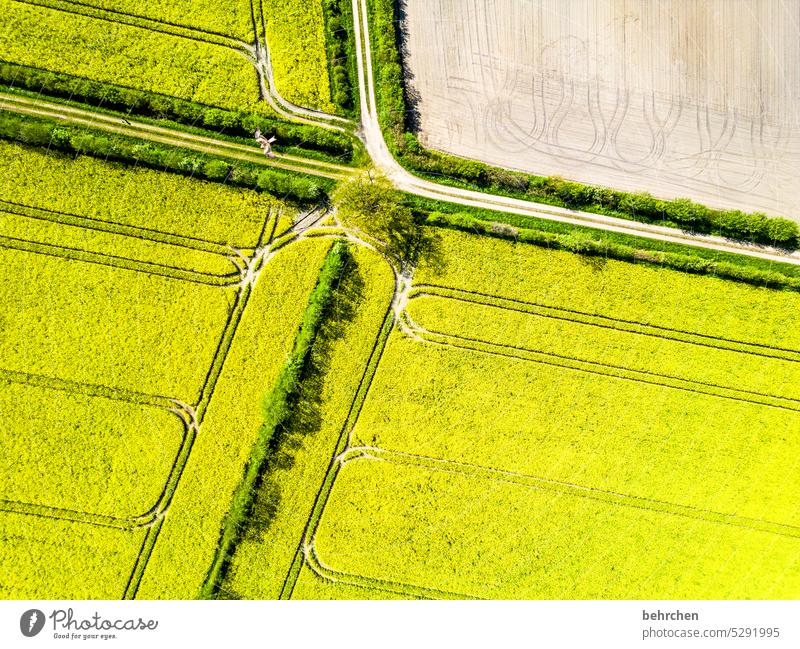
(200, 241, 350, 598)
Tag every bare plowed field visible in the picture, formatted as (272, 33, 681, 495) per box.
(403, 0, 800, 219)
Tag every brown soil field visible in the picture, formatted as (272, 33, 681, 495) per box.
(403, 0, 800, 219)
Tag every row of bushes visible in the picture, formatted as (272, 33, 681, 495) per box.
(369, 0, 407, 146)
(0, 111, 330, 202)
(425, 211, 800, 292)
(366, 0, 799, 249)
(200, 241, 349, 598)
(322, 0, 356, 114)
(0, 61, 354, 161)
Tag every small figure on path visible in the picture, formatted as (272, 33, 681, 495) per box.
(254, 128, 277, 158)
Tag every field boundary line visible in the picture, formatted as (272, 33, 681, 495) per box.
(0, 236, 240, 287)
(0, 199, 244, 254)
(303, 537, 477, 600)
(122, 518, 163, 599)
(0, 499, 152, 530)
(0, 367, 175, 408)
(403, 318, 800, 413)
(340, 447, 800, 541)
(0, 371, 193, 529)
(409, 284, 800, 360)
(125, 281, 254, 598)
(127, 209, 283, 598)
(278, 307, 395, 599)
(0, 204, 252, 271)
(9, 0, 249, 52)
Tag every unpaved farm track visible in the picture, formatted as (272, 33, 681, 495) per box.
(0, 93, 354, 181)
(3, 2, 800, 265)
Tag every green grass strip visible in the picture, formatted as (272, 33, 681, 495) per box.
(0, 110, 332, 202)
(424, 211, 800, 293)
(199, 240, 350, 598)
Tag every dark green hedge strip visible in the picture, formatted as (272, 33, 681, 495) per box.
(0, 111, 330, 202)
(426, 211, 800, 292)
(200, 241, 349, 599)
(0, 61, 354, 161)
(368, 0, 799, 250)
(322, 0, 357, 114)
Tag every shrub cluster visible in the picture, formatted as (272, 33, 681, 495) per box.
(322, 0, 355, 113)
(369, 0, 407, 144)
(425, 211, 800, 292)
(0, 111, 329, 202)
(366, 0, 798, 249)
(201, 241, 349, 598)
(530, 178, 799, 248)
(0, 61, 354, 160)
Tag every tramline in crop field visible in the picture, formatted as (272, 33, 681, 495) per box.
(0, 141, 339, 599)
(0, 0, 262, 113)
(276, 228, 800, 600)
(0, 0, 345, 122)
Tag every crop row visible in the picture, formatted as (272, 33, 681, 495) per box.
(0, 112, 330, 203)
(409, 285, 800, 362)
(0, 140, 278, 247)
(0, 380, 184, 521)
(15, 0, 242, 49)
(406, 295, 800, 404)
(1, 0, 260, 113)
(347, 447, 800, 539)
(65, 0, 255, 40)
(0, 200, 240, 259)
(122, 267, 259, 595)
(0, 513, 146, 599)
(351, 332, 800, 528)
(414, 228, 800, 350)
(0, 213, 240, 286)
(366, 0, 799, 249)
(0, 238, 258, 599)
(423, 212, 800, 295)
(290, 564, 403, 599)
(0, 245, 235, 403)
(415, 325, 799, 414)
(279, 308, 397, 600)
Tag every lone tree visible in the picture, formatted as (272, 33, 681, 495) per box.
(333, 175, 420, 263)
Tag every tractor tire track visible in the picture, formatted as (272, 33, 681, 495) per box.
(408, 284, 800, 361)
(339, 447, 800, 540)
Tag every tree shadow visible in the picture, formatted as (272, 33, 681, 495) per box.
(577, 253, 609, 273)
(233, 253, 366, 550)
(408, 225, 447, 276)
(395, 0, 421, 133)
